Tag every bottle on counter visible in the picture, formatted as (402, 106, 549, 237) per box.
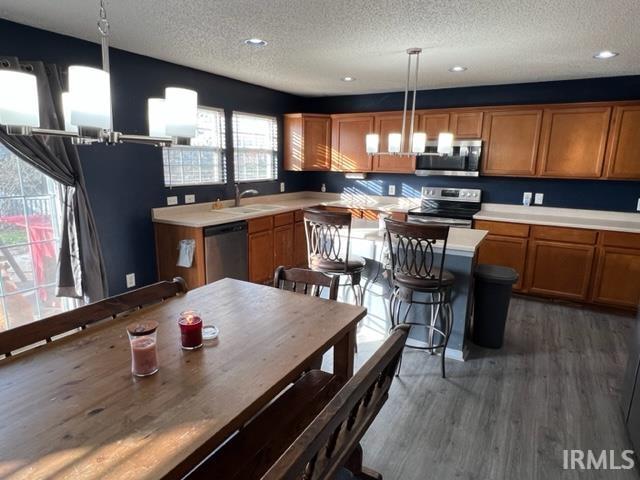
(321, 183, 326, 193)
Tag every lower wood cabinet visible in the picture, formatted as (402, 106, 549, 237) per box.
(154, 223, 206, 289)
(248, 228, 274, 284)
(592, 247, 640, 308)
(477, 235, 528, 291)
(526, 239, 595, 301)
(274, 224, 294, 269)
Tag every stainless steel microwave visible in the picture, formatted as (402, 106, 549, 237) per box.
(415, 140, 482, 177)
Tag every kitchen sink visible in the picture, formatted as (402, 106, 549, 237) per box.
(208, 204, 286, 216)
(244, 204, 285, 211)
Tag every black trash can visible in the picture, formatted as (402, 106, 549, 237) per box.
(472, 264, 519, 349)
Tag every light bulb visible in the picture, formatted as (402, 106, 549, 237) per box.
(437, 132, 454, 155)
(365, 133, 379, 154)
(147, 98, 167, 137)
(0, 70, 40, 127)
(68, 66, 112, 130)
(411, 132, 427, 153)
(164, 87, 198, 138)
(388, 133, 402, 153)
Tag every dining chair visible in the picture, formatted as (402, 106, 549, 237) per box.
(0, 277, 187, 358)
(273, 266, 339, 301)
(302, 208, 365, 306)
(385, 218, 454, 378)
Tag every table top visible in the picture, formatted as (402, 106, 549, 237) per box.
(0, 278, 366, 480)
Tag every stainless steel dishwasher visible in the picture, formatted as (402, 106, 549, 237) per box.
(204, 221, 248, 283)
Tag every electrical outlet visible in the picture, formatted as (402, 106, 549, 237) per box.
(388, 184, 396, 196)
(523, 192, 532, 206)
(534, 193, 544, 205)
(185, 194, 195, 204)
(126, 273, 136, 289)
(280, 182, 285, 193)
(167, 196, 178, 206)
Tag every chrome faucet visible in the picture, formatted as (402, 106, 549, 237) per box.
(235, 183, 259, 207)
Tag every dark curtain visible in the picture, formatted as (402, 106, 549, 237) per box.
(0, 57, 108, 301)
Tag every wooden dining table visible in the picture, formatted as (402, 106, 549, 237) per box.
(0, 278, 366, 480)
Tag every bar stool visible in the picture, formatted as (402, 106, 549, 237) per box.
(302, 208, 365, 306)
(384, 218, 454, 378)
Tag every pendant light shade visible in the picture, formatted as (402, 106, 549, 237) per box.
(437, 132, 454, 155)
(0, 70, 40, 127)
(147, 98, 167, 137)
(411, 132, 427, 153)
(68, 66, 112, 130)
(388, 133, 402, 153)
(365, 133, 379, 154)
(61, 92, 78, 133)
(164, 87, 198, 138)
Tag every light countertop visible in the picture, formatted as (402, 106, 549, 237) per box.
(474, 203, 640, 234)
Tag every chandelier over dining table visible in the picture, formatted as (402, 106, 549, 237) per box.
(0, 0, 198, 147)
(365, 48, 455, 156)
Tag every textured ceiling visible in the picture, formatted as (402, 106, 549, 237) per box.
(1, 0, 639, 96)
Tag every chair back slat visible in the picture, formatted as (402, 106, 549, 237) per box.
(385, 218, 450, 286)
(274, 267, 339, 301)
(261, 324, 410, 480)
(303, 208, 352, 272)
(0, 277, 187, 357)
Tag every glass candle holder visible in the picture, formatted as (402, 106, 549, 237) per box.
(127, 320, 159, 377)
(179, 310, 203, 350)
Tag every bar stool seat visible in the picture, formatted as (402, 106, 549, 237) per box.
(309, 255, 366, 273)
(395, 269, 455, 291)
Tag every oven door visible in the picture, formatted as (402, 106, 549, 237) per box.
(407, 215, 473, 229)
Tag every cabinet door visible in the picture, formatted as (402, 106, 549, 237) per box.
(537, 106, 611, 178)
(605, 105, 640, 179)
(331, 115, 374, 172)
(592, 246, 640, 309)
(418, 113, 450, 139)
(293, 221, 308, 267)
(477, 235, 528, 291)
(248, 230, 274, 284)
(303, 115, 332, 170)
(450, 111, 483, 138)
(274, 224, 294, 269)
(526, 240, 595, 301)
(482, 110, 542, 176)
(372, 113, 415, 172)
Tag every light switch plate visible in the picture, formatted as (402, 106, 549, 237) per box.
(126, 273, 136, 289)
(534, 193, 544, 205)
(523, 192, 532, 206)
(167, 196, 178, 206)
(388, 184, 396, 196)
(637, 198, 640, 211)
(280, 182, 285, 193)
(185, 194, 195, 204)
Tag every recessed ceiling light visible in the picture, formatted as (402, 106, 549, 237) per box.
(593, 50, 619, 59)
(244, 38, 267, 47)
(448, 66, 467, 72)
(341, 76, 356, 82)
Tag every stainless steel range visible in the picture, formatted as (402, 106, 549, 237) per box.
(407, 187, 482, 229)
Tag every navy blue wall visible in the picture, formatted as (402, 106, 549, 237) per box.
(0, 19, 305, 295)
(298, 79, 640, 212)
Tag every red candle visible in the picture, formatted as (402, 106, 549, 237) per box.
(179, 310, 203, 350)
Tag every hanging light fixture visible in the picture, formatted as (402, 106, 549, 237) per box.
(365, 48, 454, 156)
(0, 0, 198, 147)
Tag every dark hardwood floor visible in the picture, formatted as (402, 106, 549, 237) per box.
(348, 297, 638, 479)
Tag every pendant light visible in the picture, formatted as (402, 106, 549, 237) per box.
(0, 0, 198, 147)
(365, 48, 454, 156)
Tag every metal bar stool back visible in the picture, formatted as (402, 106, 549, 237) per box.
(384, 218, 454, 378)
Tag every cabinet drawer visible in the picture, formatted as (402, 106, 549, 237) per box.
(248, 216, 273, 234)
(294, 209, 305, 222)
(474, 220, 529, 238)
(274, 212, 294, 227)
(531, 225, 597, 244)
(601, 231, 640, 249)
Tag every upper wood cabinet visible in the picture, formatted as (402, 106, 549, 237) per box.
(482, 109, 543, 176)
(372, 113, 415, 173)
(331, 114, 375, 172)
(604, 105, 640, 179)
(537, 106, 612, 178)
(450, 111, 483, 138)
(418, 113, 450, 139)
(284, 114, 331, 171)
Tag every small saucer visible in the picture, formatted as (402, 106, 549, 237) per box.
(202, 325, 219, 340)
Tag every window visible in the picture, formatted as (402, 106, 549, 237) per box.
(232, 112, 278, 182)
(0, 144, 73, 331)
(163, 107, 226, 186)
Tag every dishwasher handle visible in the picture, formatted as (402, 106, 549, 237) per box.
(204, 221, 248, 237)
